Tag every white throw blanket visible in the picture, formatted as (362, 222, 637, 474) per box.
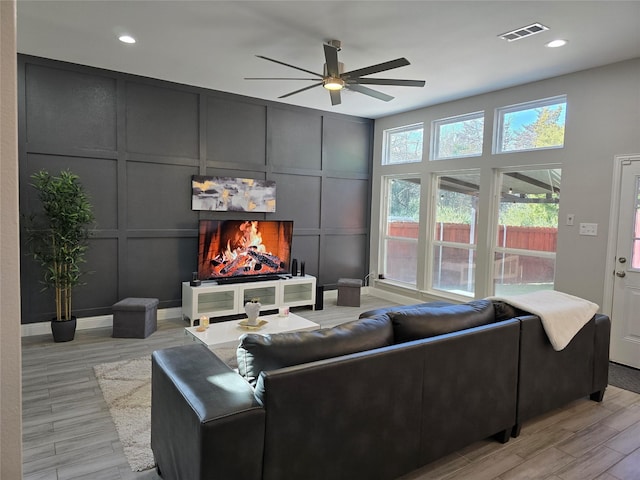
(489, 290, 599, 351)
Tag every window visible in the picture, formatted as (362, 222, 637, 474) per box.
(495, 96, 567, 154)
(382, 124, 423, 165)
(431, 112, 484, 160)
(381, 177, 421, 284)
(430, 172, 480, 296)
(632, 177, 640, 269)
(493, 168, 561, 295)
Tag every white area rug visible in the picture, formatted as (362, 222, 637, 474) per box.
(94, 347, 238, 472)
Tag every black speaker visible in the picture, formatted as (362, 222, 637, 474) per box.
(291, 258, 298, 276)
(300, 261, 305, 277)
(315, 285, 324, 310)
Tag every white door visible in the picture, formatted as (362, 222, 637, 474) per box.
(611, 157, 640, 368)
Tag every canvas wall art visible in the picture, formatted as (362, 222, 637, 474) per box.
(191, 175, 276, 212)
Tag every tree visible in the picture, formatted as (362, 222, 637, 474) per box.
(502, 105, 565, 151)
(389, 178, 420, 220)
(437, 118, 483, 158)
(25, 170, 95, 321)
(532, 107, 565, 148)
(435, 190, 476, 224)
(388, 128, 423, 163)
(499, 196, 559, 227)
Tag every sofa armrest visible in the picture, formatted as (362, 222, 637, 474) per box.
(592, 314, 611, 399)
(151, 344, 265, 480)
(515, 314, 601, 433)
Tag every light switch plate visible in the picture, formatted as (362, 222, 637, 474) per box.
(566, 214, 575, 226)
(579, 223, 598, 236)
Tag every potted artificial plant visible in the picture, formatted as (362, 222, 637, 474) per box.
(25, 169, 94, 342)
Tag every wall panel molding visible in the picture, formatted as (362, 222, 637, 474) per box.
(18, 54, 373, 323)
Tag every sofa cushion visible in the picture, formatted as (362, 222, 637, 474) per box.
(237, 316, 393, 386)
(388, 299, 495, 343)
(491, 300, 529, 321)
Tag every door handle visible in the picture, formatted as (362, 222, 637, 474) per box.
(616, 271, 626, 278)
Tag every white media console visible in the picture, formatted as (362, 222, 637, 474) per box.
(181, 275, 317, 323)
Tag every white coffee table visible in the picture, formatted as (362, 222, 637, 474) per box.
(184, 312, 320, 349)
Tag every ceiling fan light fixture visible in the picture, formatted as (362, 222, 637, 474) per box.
(323, 76, 344, 91)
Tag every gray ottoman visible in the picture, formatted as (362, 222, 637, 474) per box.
(337, 278, 363, 307)
(112, 297, 159, 338)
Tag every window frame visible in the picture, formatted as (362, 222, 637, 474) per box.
(379, 175, 422, 286)
(428, 170, 481, 297)
(493, 95, 567, 155)
(489, 166, 561, 295)
(430, 111, 485, 161)
(382, 123, 424, 165)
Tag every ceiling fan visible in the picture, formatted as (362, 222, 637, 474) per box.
(245, 40, 426, 106)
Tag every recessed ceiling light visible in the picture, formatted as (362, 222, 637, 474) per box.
(118, 35, 136, 44)
(546, 39, 568, 48)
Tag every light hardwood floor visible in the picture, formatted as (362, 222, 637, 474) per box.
(22, 295, 640, 480)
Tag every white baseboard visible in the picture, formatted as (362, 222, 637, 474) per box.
(20, 307, 183, 337)
(367, 286, 422, 306)
(20, 288, 378, 337)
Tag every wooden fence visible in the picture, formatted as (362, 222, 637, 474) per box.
(387, 222, 557, 285)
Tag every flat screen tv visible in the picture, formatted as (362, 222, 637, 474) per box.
(197, 220, 294, 283)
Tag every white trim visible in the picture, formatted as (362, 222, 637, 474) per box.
(20, 307, 183, 337)
(603, 154, 640, 317)
(368, 285, 424, 306)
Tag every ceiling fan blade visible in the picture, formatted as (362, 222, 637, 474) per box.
(329, 89, 342, 106)
(256, 55, 323, 78)
(278, 82, 323, 99)
(346, 83, 394, 102)
(350, 78, 426, 87)
(245, 77, 320, 81)
(342, 58, 411, 79)
(323, 44, 340, 77)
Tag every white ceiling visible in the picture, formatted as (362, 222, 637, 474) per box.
(16, 1, 640, 119)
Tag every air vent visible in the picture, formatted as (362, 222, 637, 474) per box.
(499, 22, 549, 42)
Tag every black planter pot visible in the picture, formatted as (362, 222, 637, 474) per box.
(51, 317, 77, 342)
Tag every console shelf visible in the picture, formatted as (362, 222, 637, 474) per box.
(182, 275, 316, 324)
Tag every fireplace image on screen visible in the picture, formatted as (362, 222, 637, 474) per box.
(197, 220, 294, 282)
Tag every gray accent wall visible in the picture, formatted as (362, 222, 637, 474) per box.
(18, 55, 373, 324)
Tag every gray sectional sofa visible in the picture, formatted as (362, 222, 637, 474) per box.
(150, 299, 610, 480)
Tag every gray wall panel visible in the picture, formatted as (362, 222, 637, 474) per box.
(22, 238, 118, 322)
(270, 173, 321, 228)
(322, 234, 368, 287)
(75, 238, 119, 313)
(126, 82, 199, 158)
(323, 178, 369, 230)
(203, 168, 266, 182)
(21, 254, 55, 322)
(290, 235, 320, 278)
(127, 163, 199, 230)
(324, 117, 371, 174)
(126, 237, 197, 304)
(25, 154, 118, 230)
(18, 55, 372, 324)
(207, 97, 266, 165)
(25, 64, 117, 150)
(269, 107, 322, 169)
